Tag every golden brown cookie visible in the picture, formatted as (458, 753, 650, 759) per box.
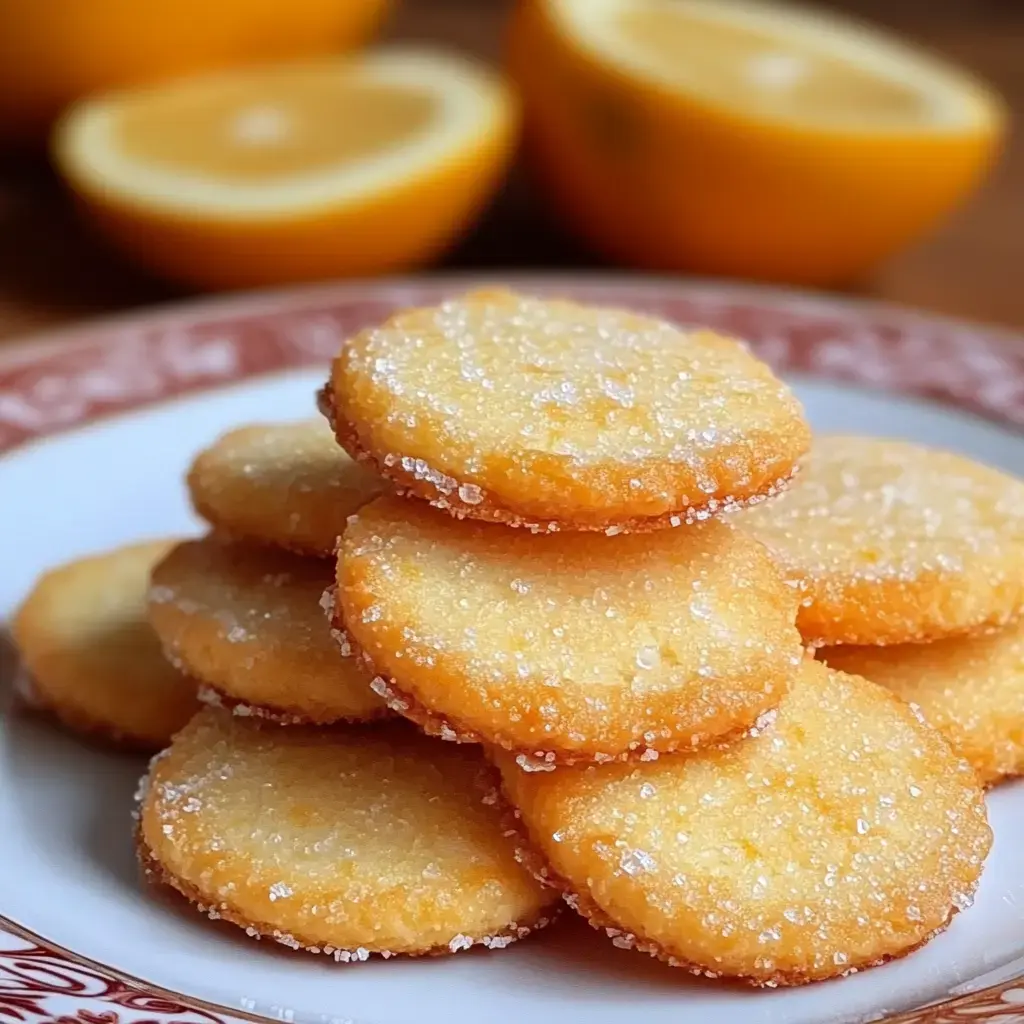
(188, 419, 386, 557)
(497, 660, 991, 986)
(12, 539, 199, 751)
(336, 494, 802, 764)
(822, 617, 1024, 786)
(138, 710, 559, 958)
(745, 435, 1024, 646)
(149, 537, 386, 725)
(323, 288, 809, 532)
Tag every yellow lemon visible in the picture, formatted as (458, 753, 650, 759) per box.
(53, 49, 518, 289)
(509, 0, 1006, 285)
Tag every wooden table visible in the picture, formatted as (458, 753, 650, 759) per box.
(0, 0, 1021, 341)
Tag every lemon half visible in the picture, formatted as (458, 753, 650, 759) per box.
(54, 49, 518, 288)
(510, 0, 1005, 284)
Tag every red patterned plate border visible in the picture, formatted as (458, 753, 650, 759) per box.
(2, 273, 1024, 1024)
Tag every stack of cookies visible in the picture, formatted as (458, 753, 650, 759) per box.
(16, 288, 1024, 988)
(745, 435, 1024, 788)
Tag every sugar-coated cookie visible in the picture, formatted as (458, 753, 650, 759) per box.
(188, 419, 386, 557)
(745, 436, 1024, 646)
(335, 495, 802, 765)
(12, 540, 199, 750)
(149, 537, 386, 724)
(822, 617, 1024, 786)
(498, 660, 991, 985)
(138, 710, 559, 958)
(323, 288, 809, 532)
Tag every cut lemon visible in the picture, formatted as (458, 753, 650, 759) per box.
(0, 0, 391, 144)
(509, 0, 1006, 285)
(53, 49, 518, 289)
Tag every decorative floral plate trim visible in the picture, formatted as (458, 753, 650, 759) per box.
(0, 921, 230, 1024)
(1, 274, 1023, 1024)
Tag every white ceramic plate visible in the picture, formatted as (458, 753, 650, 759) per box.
(2, 276, 1024, 1024)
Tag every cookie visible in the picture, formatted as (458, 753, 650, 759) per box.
(497, 660, 991, 986)
(335, 494, 802, 764)
(822, 617, 1024, 786)
(137, 710, 559, 958)
(188, 419, 386, 558)
(149, 537, 386, 725)
(744, 435, 1024, 646)
(323, 288, 809, 532)
(12, 539, 199, 751)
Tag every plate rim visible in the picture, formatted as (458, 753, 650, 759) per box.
(3, 270, 1024, 367)
(2, 271, 1024, 1024)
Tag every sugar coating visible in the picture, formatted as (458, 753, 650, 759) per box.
(327, 288, 809, 531)
(197, 684, 309, 727)
(822, 616, 1024, 787)
(137, 710, 559, 956)
(188, 419, 386, 558)
(497, 661, 991, 985)
(744, 436, 1024, 646)
(148, 537, 387, 724)
(337, 495, 802, 763)
(12, 539, 200, 751)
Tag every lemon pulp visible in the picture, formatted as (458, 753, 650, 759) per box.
(616, 6, 928, 125)
(554, 0, 998, 131)
(113, 72, 437, 181)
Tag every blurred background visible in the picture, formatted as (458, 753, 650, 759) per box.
(0, 0, 1020, 340)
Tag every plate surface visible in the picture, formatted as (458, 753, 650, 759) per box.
(2, 275, 1024, 1024)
